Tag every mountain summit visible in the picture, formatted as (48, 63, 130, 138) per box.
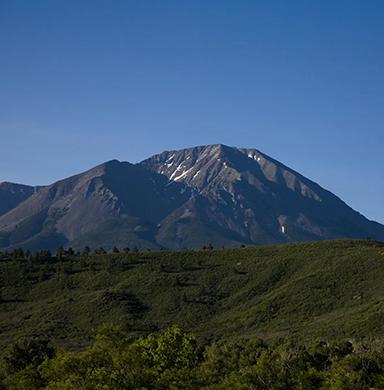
(0, 145, 383, 251)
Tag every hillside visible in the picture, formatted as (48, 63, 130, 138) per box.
(1, 144, 383, 251)
(1, 239, 384, 352)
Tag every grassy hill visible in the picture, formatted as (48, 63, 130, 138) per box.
(1, 239, 384, 352)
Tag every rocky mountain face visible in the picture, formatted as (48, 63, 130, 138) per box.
(0, 161, 190, 251)
(0, 145, 383, 251)
(0, 182, 34, 216)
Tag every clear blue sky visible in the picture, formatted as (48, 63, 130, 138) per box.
(0, 0, 383, 223)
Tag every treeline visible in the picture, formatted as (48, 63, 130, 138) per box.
(0, 243, 223, 262)
(0, 246, 138, 262)
(2, 326, 384, 389)
(1, 239, 382, 262)
(0, 249, 143, 292)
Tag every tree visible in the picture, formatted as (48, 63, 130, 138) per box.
(38, 266, 49, 282)
(139, 326, 199, 370)
(12, 248, 25, 260)
(56, 245, 64, 260)
(82, 246, 90, 256)
(67, 247, 75, 257)
(95, 247, 106, 255)
(3, 339, 54, 376)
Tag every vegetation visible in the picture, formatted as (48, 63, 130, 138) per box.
(3, 325, 384, 389)
(1, 239, 384, 387)
(2, 239, 384, 348)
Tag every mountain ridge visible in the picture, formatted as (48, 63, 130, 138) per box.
(0, 144, 383, 251)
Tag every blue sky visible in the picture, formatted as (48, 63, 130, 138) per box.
(0, 0, 383, 223)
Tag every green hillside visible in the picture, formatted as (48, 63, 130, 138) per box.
(1, 239, 384, 353)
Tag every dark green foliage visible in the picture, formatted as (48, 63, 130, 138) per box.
(1, 239, 384, 387)
(82, 246, 90, 256)
(3, 326, 384, 389)
(94, 247, 106, 255)
(55, 246, 64, 260)
(66, 247, 75, 256)
(3, 339, 54, 375)
(1, 338, 54, 389)
(1, 239, 384, 354)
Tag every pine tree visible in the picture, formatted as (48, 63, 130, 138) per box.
(56, 246, 64, 260)
(67, 247, 75, 256)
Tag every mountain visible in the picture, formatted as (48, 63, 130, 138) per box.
(0, 182, 34, 217)
(141, 144, 384, 247)
(0, 144, 383, 251)
(0, 160, 190, 251)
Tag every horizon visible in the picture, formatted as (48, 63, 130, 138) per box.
(1, 1, 383, 223)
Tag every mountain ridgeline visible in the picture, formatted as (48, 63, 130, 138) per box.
(0, 144, 383, 251)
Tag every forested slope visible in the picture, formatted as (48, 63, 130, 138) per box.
(1, 240, 384, 351)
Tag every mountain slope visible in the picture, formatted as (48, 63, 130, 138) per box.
(0, 144, 383, 251)
(0, 182, 34, 216)
(0, 160, 190, 251)
(141, 144, 384, 246)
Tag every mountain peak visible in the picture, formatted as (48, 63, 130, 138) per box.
(1, 145, 383, 251)
(140, 144, 265, 191)
(101, 159, 121, 166)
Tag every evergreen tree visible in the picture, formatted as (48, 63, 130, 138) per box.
(56, 246, 64, 260)
(95, 247, 106, 255)
(67, 247, 75, 257)
(82, 246, 90, 256)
